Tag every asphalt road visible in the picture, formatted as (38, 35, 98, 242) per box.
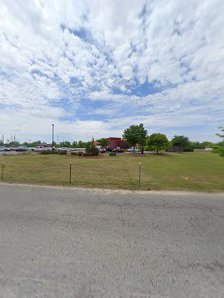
(0, 184, 224, 298)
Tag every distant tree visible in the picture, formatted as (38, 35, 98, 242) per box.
(191, 142, 203, 149)
(72, 141, 78, 148)
(171, 135, 190, 150)
(123, 123, 148, 154)
(21, 142, 29, 147)
(59, 141, 71, 147)
(97, 138, 108, 147)
(217, 127, 224, 139)
(28, 140, 42, 147)
(216, 141, 224, 147)
(8, 141, 20, 147)
(147, 133, 169, 154)
(201, 141, 214, 148)
(77, 140, 89, 148)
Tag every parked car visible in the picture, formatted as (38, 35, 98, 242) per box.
(15, 146, 28, 152)
(99, 148, 107, 153)
(127, 147, 140, 152)
(57, 147, 68, 152)
(33, 146, 52, 152)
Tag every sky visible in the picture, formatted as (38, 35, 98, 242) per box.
(0, 0, 224, 143)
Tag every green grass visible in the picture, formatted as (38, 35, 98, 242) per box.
(0, 152, 223, 192)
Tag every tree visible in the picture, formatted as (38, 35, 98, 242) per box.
(59, 141, 71, 147)
(72, 141, 78, 148)
(8, 141, 20, 147)
(216, 141, 224, 147)
(97, 138, 108, 147)
(171, 135, 190, 151)
(147, 133, 169, 154)
(215, 127, 224, 157)
(28, 140, 42, 147)
(123, 123, 148, 154)
(77, 140, 88, 148)
(85, 138, 99, 156)
(217, 127, 224, 139)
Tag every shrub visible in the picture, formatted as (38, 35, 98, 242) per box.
(184, 148, 194, 152)
(40, 150, 57, 154)
(109, 152, 116, 156)
(213, 146, 224, 157)
(58, 150, 67, 155)
(85, 140, 99, 156)
(83, 152, 94, 157)
(71, 152, 78, 156)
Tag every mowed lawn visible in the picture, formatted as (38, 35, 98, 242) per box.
(0, 152, 223, 192)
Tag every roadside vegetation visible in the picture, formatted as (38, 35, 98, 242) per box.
(0, 152, 224, 192)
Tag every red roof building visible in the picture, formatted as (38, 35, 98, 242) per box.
(106, 137, 127, 149)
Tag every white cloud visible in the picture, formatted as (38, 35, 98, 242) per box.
(0, 0, 224, 142)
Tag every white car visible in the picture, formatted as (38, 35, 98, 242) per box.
(128, 147, 140, 152)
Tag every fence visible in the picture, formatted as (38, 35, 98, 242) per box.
(0, 155, 144, 189)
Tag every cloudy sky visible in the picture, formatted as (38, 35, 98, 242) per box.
(0, 0, 224, 143)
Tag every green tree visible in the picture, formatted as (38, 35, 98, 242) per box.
(85, 138, 99, 156)
(77, 140, 88, 148)
(171, 135, 190, 151)
(8, 141, 20, 147)
(97, 138, 108, 147)
(59, 141, 71, 147)
(28, 140, 42, 147)
(217, 127, 224, 139)
(216, 141, 224, 147)
(147, 133, 169, 154)
(215, 127, 224, 157)
(123, 123, 148, 154)
(72, 141, 78, 148)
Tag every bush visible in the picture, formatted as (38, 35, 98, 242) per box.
(83, 152, 94, 157)
(58, 150, 67, 155)
(109, 152, 116, 156)
(85, 141, 99, 156)
(40, 150, 57, 154)
(213, 146, 224, 157)
(71, 152, 78, 156)
(184, 148, 194, 152)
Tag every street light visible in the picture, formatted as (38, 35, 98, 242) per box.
(52, 123, 54, 150)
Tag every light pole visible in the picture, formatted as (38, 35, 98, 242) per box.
(52, 123, 55, 150)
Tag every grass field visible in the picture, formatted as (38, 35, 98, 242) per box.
(0, 152, 223, 192)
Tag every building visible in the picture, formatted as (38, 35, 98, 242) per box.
(106, 137, 127, 149)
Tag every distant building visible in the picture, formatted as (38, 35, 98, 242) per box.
(106, 137, 127, 149)
(194, 148, 213, 152)
(37, 143, 51, 147)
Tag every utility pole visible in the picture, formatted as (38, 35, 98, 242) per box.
(52, 123, 55, 150)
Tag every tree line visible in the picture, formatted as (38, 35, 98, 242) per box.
(1, 125, 223, 155)
(123, 123, 224, 154)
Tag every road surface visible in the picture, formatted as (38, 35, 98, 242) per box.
(0, 184, 224, 297)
